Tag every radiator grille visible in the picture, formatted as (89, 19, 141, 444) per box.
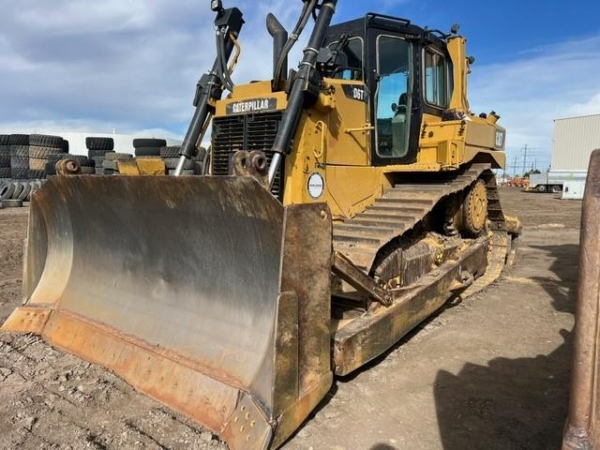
(211, 111, 284, 199)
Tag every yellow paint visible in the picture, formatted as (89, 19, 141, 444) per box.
(212, 33, 506, 221)
(117, 160, 140, 176)
(136, 158, 166, 176)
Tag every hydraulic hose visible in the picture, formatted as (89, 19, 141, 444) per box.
(176, 7, 244, 175)
(272, 0, 318, 89)
(268, 0, 337, 187)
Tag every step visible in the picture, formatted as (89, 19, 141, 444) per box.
(334, 223, 397, 236)
(367, 204, 425, 214)
(350, 216, 410, 228)
(375, 197, 435, 206)
(360, 209, 418, 221)
(332, 232, 383, 245)
(397, 184, 449, 191)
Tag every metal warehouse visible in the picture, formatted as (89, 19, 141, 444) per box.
(551, 113, 600, 171)
(547, 113, 600, 199)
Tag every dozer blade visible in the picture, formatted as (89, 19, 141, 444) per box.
(2, 175, 333, 450)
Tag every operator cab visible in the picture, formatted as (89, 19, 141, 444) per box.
(322, 14, 453, 166)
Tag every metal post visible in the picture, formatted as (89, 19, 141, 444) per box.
(563, 149, 600, 449)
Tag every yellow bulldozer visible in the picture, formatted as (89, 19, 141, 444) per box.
(2, 1, 519, 448)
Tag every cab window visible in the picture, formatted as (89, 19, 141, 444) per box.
(375, 35, 412, 158)
(329, 37, 363, 81)
(424, 49, 449, 108)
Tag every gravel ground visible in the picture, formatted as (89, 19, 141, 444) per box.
(0, 187, 583, 449)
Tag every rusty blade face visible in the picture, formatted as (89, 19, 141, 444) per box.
(3, 174, 336, 449)
(24, 175, 286, 411)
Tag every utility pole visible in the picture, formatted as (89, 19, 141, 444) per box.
(522, 144, 528, 175)
(512, 154, 518, 177)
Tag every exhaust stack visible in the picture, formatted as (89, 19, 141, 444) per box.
(267, 13, 288, 87)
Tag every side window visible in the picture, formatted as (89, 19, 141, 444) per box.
(376, 36, 412, 158)
(329, 38, 363, 81)
(424, 50, 449, 108)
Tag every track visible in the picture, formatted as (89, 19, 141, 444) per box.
(333, 163, 506, 274)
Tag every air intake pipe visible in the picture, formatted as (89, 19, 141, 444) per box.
(267, 13, 288, 89)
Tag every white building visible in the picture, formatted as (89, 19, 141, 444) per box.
(549, 113, 600, 199)
(57, 132, 182, 156)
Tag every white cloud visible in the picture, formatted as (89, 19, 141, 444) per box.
(0, 0, 302, 136)
(468, 35, 600, 174)
(0, 118, 181, 141)
(566, 93, 600, 117)
(1, 1, 598, 177)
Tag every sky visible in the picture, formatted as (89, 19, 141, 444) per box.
(1, 0, 599, 174)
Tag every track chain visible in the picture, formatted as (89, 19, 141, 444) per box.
(333, 163, 506, 273)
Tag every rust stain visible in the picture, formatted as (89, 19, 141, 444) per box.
(1, 306, 52, 334)
(43, 310, 239, 433)
(55, 308, 248, 391)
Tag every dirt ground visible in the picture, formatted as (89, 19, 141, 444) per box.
(0, 187, 582, 450)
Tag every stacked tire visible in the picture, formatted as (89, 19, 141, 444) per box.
(0, 135, 10, 179)
(45, 154, 67, 176)
(0, 179, 45, 207)
(160, 145, 187, 175)
(87, 137, 114, 174)
(160, 145, 205, 175)
(9, 134, 30, 180)
(133, 138, 166, 157)
(102, 152, 133, 175)
(28, 134, 68, 179)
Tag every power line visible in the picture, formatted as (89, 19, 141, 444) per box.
(510, 154, 518, 177)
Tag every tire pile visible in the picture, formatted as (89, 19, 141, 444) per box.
(0, 135, 11, 179)
(87, 137, 114, 174)
(28, 134, 69, 179)
(8, 134, 30, 180)
(160, 145, 205, 175)
(0, 179, 45, 208)
(102, 152, 133, 175)
(0, 133, 203, 183)
(133, 138, 166, 157)
(3, 133, 95, 180)
(130, 139, 204, 175)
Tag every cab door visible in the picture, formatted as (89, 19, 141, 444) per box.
(371, 34, 418, 165)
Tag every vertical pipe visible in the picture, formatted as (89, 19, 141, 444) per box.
(267, 0, 337, 187)
(267, 13, 288, 87)
(563, 149, 600, 449)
